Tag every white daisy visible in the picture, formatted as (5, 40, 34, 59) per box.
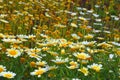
(0, 71, 16, 79)
(0, 65, 6, 73)
(6, 48, 21, 58)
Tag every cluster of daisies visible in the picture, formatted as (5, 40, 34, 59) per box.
(0, 32, 119, 79)
(0, 0, 120, 79)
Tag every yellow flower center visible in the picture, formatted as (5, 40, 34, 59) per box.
(0, 68, 4, 72)
(70, 62, 77, 67)
(77, 54, 86, 59)
(85, 35, 93, 39)
(4, 74, 12, 79)
(30, 61, 36, 67)
(92, 66, 100, 72)
(69, 66, 76, 69)
(79, 68, 88, 76)
(35, 69, 45, 75)
(55, 62, 65, 64)
(32, 50, 39, 53)
(9, 50, 17, 56)
(81, 69, 87, 73)
(38, 62, 45, 66)
(31, 53, 37, 57)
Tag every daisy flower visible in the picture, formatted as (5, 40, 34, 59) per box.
(30, 67, 48, 77)
(30, 48, 41, 53)
(42, 47, 49, 51)
(84, 34, 94, 39)
(28, 34, 36, 39)
(97, 42, 113, 48)
(6, 48, 21, 58)
(0, 71, 16, 79)
(71, 23, 78, 28)
(36, 61, 47, 67)
(73, 52, 90, 60)
(28, 52, 41, 60)
(2, 38, 22, 43)
(78, 67, 89, 76)
(51, 56, 69, 64)
(88, 63, 103, 72)
(0, 65, 6, 73)
(71, 33, 80, 40)
(49, 66, 58, 70)
(67, 61, 79, 69)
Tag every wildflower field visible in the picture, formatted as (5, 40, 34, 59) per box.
(0, 0, 120, 80)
